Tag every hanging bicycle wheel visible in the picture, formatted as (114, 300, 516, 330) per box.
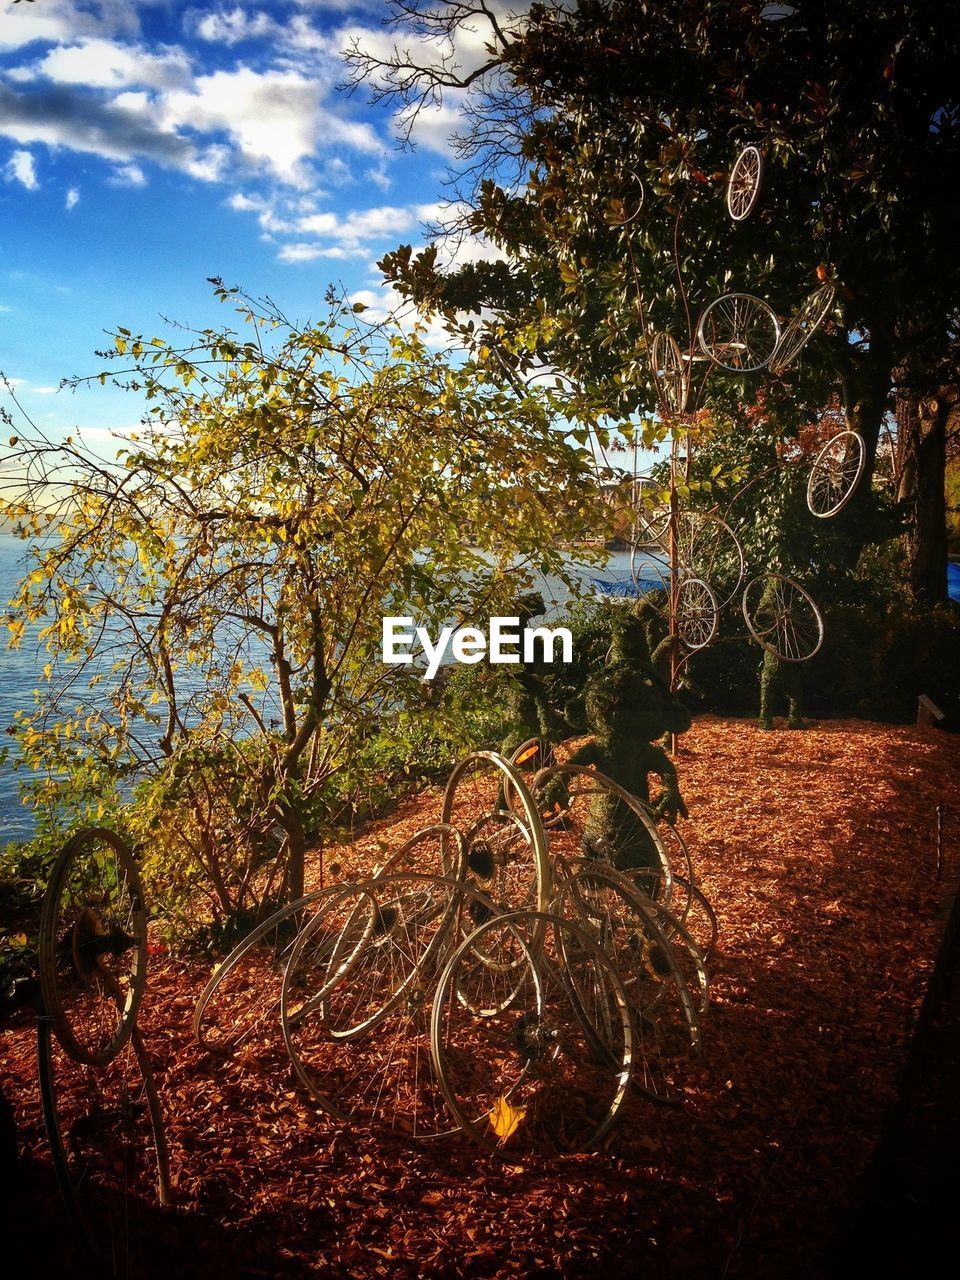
(630, 475, 672, 548)
(431, 910, 634, 1154)
(650, 331, 689, 415)
(806, 430, 866, 518)
(696, 294, 781, 373)
(38, 1014, 172, 1274)
(769, 283, 836, 375)
(39, 829, 147, 1067)
(742, 574, 825, 662)
(675, 576, 719, 651)
(607, 169, 645, 226)
(630, 541, 671, 604)
(440, 752, 551, 916)
(726, 145, 764, 221)
(675, 511, 746, 609)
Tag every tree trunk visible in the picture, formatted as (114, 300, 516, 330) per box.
(897, 386, 955, 604)
(836, 339, 895, 566)
(280, 804, 307, 902)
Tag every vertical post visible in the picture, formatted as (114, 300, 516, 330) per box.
(937, 803, 943, 881)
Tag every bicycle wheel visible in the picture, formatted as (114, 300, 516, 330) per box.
(630, 540, 671, 604)
(770, 284, 835, 376)
(607, 169, 645, 225)
(630, 475, 672, 548)
(742, 574, 825, 661)
(431, 910, 633, 1154)
(696, 293, 781, 373)
(191, 886, 340, 1055)
(675, 511, 746, 610)
(726, 144, 763, 221)
(377, 823, 466, 880)
(440, 752, 551, 915)
(620, 866, 718, 965)
(650, 331, 689, 415)
(551, 864, 701, 1104)
(281, 874, 496, 1137)
(39, 829, 147, 1067)
(806, 430, 865, 518)
(38, 1013, 172, 1275)
(530, 764, 673, 901)
(636, 898, 709, 1016)
(675, 576, 719, 651)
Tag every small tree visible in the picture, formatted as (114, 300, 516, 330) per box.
(1, 284, 602, 918)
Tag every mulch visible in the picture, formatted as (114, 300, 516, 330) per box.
(2, 715, 958, 1279)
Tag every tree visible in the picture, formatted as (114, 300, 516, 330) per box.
(1, 284, 602, 913)
(350, 0, 960, 598)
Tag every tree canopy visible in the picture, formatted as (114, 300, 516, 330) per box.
(352, 0, 960, 594)
(1, 284, 603, 908)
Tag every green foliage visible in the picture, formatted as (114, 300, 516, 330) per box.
(689, 599, 960, 725)
(1, 284, 605, 928)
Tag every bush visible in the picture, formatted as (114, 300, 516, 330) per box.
(689, 598, 960, 725)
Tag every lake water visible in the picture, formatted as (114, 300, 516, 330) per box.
(0, 534, 646, 845)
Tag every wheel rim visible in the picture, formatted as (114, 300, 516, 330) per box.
(806, 429, 865, 518)
(675, 576, 719, 651)
(770, 284, 835, 375)
(38, 1015, 172, 1271)
(675, 512, 746, 610)
(440, 751, 552, 917)
(741, 574, 825, 661)
(727, 145, 763, 221)
(39, 829, 147, 1067)
(281, 874, 500, 1138)
(550, 866, 701, 1105)
(650, 331, 689, 415)
(696, 293, 781, 373)
(529, 764, 674, 905)
(431, 910, 634, 1154)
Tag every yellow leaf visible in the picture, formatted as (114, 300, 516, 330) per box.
(488, 1096, 526, 1141)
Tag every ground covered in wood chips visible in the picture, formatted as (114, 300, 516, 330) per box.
(3, 716, 959, 1279)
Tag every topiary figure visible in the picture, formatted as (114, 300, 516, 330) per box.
(499, 591, 574, 759)
(550, 609, 692, 872)
(759, 650, 806, 729)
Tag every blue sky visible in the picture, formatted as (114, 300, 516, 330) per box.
(0, 0, 501, 441)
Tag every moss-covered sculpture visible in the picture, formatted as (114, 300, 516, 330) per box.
(499, 591, 573, 758)
(553, 610, 691, 872)
(759, 650, 805, 729)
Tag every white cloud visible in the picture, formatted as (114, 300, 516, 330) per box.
(31, 386, 59, 395)
(108, 162, 146, 186)
(3, 148, 38, 190)
(399, 101, 467, 156)
(18, 39, 192, 91)
(227, 191, 261, 212)
(363, 160, 391, 191)
(65, 185, 79, 209)
(278, 242, 361, 263)
(348, 285, 455, 349)
(160, 66, 382, 188)
(0, 0, 142, 53)
(192, 7, 276, 47)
